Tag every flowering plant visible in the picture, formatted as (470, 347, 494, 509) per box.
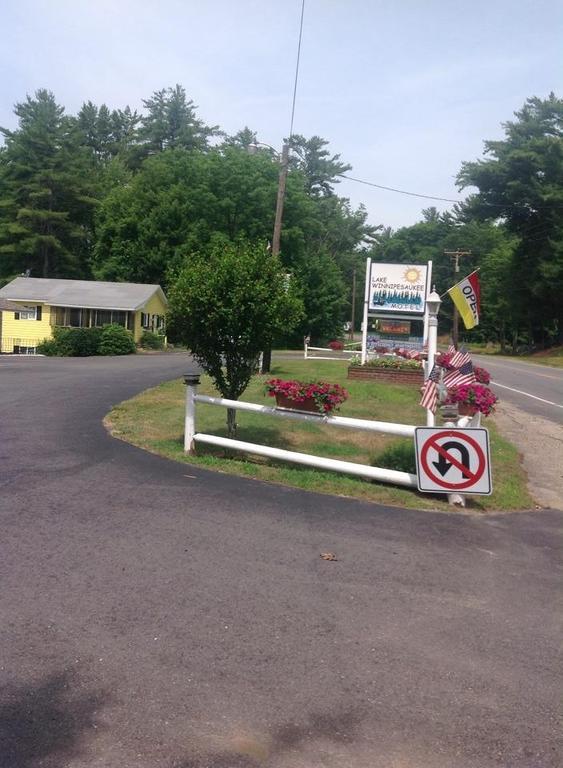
(265, 378, 348, 414)
(446, 383, 498, 416)
(473, 365, 491, 384)
(363, 357, 422, 370)
(328, 339, 344, 351)
(436, 351, 454, 369)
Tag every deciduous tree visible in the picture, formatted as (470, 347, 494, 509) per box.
(168, 239, 303, 436)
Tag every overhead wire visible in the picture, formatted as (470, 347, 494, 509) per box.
(288, 0, 306, 141)
(338, 172, 563, 212)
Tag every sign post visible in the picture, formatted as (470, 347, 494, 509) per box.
(414, 427, 492, 495)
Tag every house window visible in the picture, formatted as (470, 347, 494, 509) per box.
(94, 309, 112, 326)
(69, 308, 82, 327)
(13, 345, 37, 355)
(16, 306, 37, 320)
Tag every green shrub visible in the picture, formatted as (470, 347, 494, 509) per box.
(71, 327, 103, 356)
(99, 324, 136, 355)
(140, 330, 165, 350)
(373, 440, 417, 474)
(42, 326, 103, 356)
(37, 338, 61, 356)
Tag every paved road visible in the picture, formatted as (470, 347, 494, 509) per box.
(1, 355, 561, 768)
(472, 355, 563, 424)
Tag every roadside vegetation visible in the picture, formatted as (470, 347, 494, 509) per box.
(106, 359, 533, 512)
(461, 341, 563, 369)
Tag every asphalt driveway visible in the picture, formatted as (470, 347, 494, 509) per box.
(0, 354, 561, 768)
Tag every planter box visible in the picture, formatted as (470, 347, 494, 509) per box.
(347, 365, 424, 386)
(274, 393, 323, 414)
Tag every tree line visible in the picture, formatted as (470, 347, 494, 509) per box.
(0, 86, 561, 349)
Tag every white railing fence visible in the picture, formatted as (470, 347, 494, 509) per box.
(182, 373, 476, 503)
(304, 338, 361, 361)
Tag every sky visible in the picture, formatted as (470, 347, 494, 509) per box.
(1, 0, 561, 229)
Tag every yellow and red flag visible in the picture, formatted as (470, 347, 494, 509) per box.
(447, 271, 480, 329)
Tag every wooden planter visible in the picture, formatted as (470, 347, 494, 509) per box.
(274, 393, 322, 414)
(347, 365, 424, 386)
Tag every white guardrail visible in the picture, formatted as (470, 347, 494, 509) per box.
(304, 339, 361, 361)
(182, 373, 474, 497)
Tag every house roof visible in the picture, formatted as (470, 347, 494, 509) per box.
(0, 297, 22, 312)
(0, 278, 167, 311)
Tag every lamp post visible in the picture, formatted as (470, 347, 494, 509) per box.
(425, 287, 441, 427)
(249, 140, 290, 373)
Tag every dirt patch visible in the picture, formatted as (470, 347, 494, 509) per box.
(493, 402, 563, 509)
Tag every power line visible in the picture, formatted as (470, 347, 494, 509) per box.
(289, 0, 306, 140)
(339, 174, 464, 204)
(339, 173, 563, 211)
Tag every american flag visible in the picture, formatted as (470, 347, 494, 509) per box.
(449, 347, 471, 369)
(447, 342, 456, 355)
(444, 359, 476, 388)
(420, 364, 442, 413)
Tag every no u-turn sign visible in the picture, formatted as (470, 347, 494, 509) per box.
(414, 428, 492, 495)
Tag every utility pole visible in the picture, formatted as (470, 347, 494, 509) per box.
(444, 250, 471, 349)
(350, 267, 357, 340)
(261, 142, 290, 373)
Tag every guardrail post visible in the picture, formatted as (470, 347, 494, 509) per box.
(183, 372, 201, 453)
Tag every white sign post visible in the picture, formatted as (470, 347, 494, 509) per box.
(414, 427, 492, 495)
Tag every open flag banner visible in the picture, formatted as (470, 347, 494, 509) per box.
(447, 271, 480, 329)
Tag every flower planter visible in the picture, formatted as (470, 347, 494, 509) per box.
(457, 403, 478, 416)
(266, 378, 348, 415)
(347, 365, 424, 386)
(274, 393, 321, 414)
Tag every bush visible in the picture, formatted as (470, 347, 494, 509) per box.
(37, 338, 61, 356)
(328, 339, 344, 351)
(374, 440, 417, 474)
(98, 324, 136, 356)
(39, 326, 103, 356)
(140, 330, 165, 350)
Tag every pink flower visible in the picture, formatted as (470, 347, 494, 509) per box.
(265, 378, 349, 414)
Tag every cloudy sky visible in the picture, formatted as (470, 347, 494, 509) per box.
(1, 0, 561, 229)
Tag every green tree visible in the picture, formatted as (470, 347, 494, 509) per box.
(458, 93, 563, 346)
(93, 144, 373, 341)
(168, 239, 303, 436)
(139, 84, 220, 154)
(92, 147, 282, 285)
(77, 101, 141, 165)
(0, 90, 98, 279)
(222, 126, 257, 150)
(288, 134, 352, 195)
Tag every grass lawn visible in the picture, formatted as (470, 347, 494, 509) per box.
(106, 358, 534, 512)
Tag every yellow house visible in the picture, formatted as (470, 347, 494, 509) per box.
(0, 277, 167, 354)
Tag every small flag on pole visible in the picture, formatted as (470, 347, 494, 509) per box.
(420, 364, 441, 413)
(449, 347, 471, 369)
(447, 271, 480, 329)
(444, 360, 476, 388)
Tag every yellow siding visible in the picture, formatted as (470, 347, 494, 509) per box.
(133, 291, 168, 342)
(1, 303, 53, 352)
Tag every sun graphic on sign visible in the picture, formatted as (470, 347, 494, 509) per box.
(403, 267, 422, 284)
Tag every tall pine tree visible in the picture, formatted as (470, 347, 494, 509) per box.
(0, 90, 98, 279)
